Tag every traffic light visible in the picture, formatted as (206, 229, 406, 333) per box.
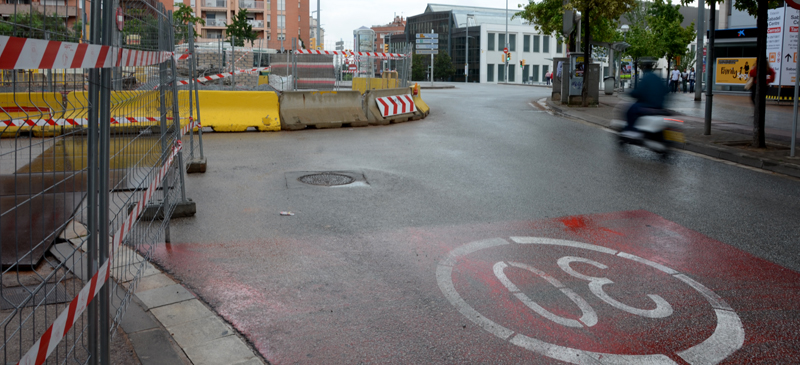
(310, 38, 316, 50)
(383, 44, 389, 53)
(520, 60, 525, 68)
(506, 52, 512, 62)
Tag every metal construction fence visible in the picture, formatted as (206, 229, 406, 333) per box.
(0, 0, 203, 363)
(286, 48, 414, 92)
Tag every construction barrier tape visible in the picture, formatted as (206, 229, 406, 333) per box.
(17, 119, 197, 365)
(294, 49, 409, 58)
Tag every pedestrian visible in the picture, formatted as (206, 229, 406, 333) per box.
(681, 69, 688, 93)
(670, 66, 681, 93)
(546, 71, 552, 85)
(747, 60, 775, 105)
(688, 67, 696, 93)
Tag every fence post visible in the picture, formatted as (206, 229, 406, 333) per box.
(158, 5, 171, 243)
(190, 32, 206, 162)
(169, 12, 188, 203)
(87, 0, 103, 361)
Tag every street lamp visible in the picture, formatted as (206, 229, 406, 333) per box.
(465, 14, 474, 83)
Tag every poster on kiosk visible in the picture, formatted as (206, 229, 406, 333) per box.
(766, 7, 799, 91)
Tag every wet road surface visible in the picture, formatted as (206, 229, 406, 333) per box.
(159, 83, 800, 364)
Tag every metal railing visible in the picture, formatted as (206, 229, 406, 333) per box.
(0, 0, 203, 363)
(239, 0, 264, 9)
(205, 18, 227, 27)
(203, 0, 227, 7)
(247, 19, 264, 28)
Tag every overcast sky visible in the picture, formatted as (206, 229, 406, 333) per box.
(314, 0, 527, 49)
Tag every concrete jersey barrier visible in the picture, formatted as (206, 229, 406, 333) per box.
(364, 87, 428, 125)
(279, 91, 368, 130)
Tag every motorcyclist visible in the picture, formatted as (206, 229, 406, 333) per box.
(622, 57, 670, 139)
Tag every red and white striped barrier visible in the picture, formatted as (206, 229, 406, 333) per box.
(175, 67, 269, 86)
(174, 52, 192, 61)
(1, 116, 188, 127)
(0, 35, 173, 70)
(17, 120, 196, 365)
(376, 94, 416, 118)
(294, 49, 409, 58)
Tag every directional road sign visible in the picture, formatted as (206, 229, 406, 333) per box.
(416, 39, 439, 44)
(416, 50, 439, 55)
(416, 33, 439, 39)
(416, 44, 439, 50)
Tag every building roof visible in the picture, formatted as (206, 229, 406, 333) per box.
(424, 3, 528, 27)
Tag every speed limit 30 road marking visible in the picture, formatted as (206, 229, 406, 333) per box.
(436, 237, 745, 365)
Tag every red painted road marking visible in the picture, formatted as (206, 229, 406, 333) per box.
(149, 211, 800, 364)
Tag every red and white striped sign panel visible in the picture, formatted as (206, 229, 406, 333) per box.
(376, 94, 416, 118)
(294, 49, 409, 58)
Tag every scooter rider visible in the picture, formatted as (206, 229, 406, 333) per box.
(622, 58, 670, 139)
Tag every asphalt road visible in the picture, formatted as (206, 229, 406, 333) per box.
(159, 83, 800, 364)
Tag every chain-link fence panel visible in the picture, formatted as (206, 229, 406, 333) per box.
(0, 0, 197, 363)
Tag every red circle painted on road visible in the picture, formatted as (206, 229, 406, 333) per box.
(437, 237, 744, 364)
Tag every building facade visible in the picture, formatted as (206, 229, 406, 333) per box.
(310, 16, 324, 49)
(372, 16, 406, 52)
(185, 0, 309, 50)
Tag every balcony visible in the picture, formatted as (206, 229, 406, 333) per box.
(247, 19, 263, 28)
(238, 0, 264, 9)
(204, 18, 227, 27)
(202, 0, 226, 8)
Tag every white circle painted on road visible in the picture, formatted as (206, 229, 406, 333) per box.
(435, 237, 745, 365)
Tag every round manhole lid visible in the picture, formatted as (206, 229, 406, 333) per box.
(298, 172, 355, 186)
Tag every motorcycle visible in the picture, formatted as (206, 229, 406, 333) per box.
(610, 111, 685, 156)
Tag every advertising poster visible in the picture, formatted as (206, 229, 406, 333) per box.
(620, 57, 632, 80)
(781, 7, 799, 85)
(716, 58, 757, 85)
(767, 8, 785, 84)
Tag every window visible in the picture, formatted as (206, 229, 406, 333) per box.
(277, 0, 284, 10)
(691, 44, 696, 53)
(298, 16, 300, 21)
(524, 35, 530, 52)
(532, 65, 539, 82)
(523, 64, 530, 82)
(543, 36, 550, 53)
(533, 35, 540, 52)
(267, 35, 271, 40)
(542, 65, 549, 81)
(278, 15, 285, 29)
(488, 33, 495, 51)
(499, 33, 506, 50)
(509, 66, 515, 82)
(557, 37, 563, 54)
(487, 64, 494, 82)
(498, 64, 505, 82)
(509, 34, 516, 52)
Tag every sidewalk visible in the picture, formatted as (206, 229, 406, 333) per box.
(544, 92, 800, 179)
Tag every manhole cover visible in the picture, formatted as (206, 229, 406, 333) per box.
(298, 172, 355, 186)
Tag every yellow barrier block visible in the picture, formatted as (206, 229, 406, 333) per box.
(413, 91, 430, 116)
(197, 90, 280, 132)
(0, 92, 65, 138)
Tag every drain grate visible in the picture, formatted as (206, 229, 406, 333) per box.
(298, 172, 355, 186)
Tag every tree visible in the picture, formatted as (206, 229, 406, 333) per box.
(122, 10, 159, 51)
(620, 0, 659, 82)
(649, 0, 695, 72)
(516, 0, 635, 106)
(226, 8, 258, 47)
(411, 54, 427, 81)
(0, 11, 79, 42)
(434, 51, 455, 81)
(173, 3, 205, 44)
(721, 0, 780, 148)
(676, 48, 696, 72)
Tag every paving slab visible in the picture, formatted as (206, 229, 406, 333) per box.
(125, 273, 176, 292)
(151, 299, 217, 328)
(183, 335, 262, 365)
(135, 283, 195, 310)
(166, 315, 234, 349)
(128, 329, 191, 365)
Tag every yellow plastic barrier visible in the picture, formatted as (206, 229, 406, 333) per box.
(197, 90, 280, 132)
(0, 92, 66, 138)
(351, 75, 400, 94)
(65, 90, 199, 133)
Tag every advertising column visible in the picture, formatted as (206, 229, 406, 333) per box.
(781, 7, 799, 88)
(767, 8, 785, 86)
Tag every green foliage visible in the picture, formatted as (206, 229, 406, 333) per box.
(619, 1, 660, 61)
(411, 54, 426, 81)
(226, 9, 258, 47)
(122, 10, 159, 50)
(434, 51, 455, 81)
(649, 0, 695, 70)
(729, 0, 779, 17)
(676, 48, 696, 72)
(514, 0, 620, 44)
(173, 3, 204, 44)
(0, 11, 79, 42)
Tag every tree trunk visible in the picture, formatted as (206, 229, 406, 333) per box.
(753, 0, 768, 148)
(581, 5, 591, 107)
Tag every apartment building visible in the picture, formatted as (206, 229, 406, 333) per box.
(185, 0, 309, 50)
(371, 15, 406, 52)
